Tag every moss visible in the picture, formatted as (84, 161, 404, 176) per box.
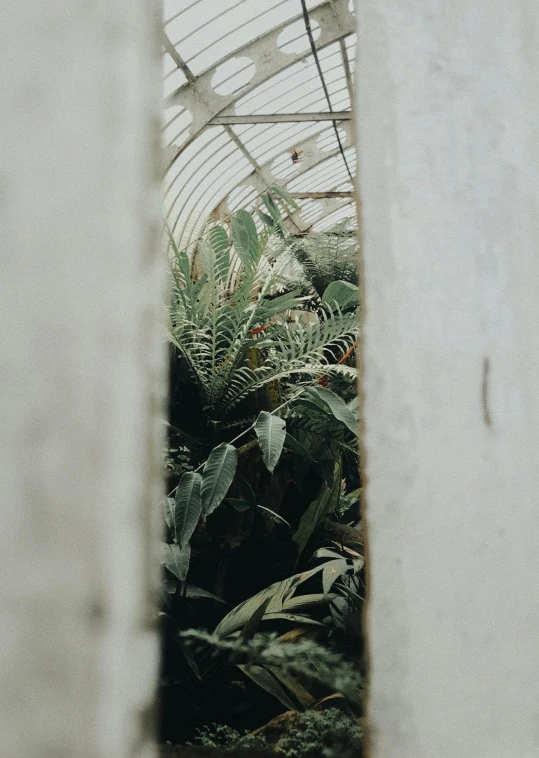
(191, 708, 362, 758)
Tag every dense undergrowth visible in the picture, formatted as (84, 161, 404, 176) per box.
(159, 188, 364, 753)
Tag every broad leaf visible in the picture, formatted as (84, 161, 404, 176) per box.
(254, 411, 286, 473)
(175, 471, 202, 547)
(322, 280, 360, 310)
(160, 542, 191, 582)
(215, 579, 286, 636)
(215, 564, 330, 637)
(201, 443, 238, 518)
(231, 210, 259, 271)
(322, 559, 352, 596)
(306, 386, 358, 436)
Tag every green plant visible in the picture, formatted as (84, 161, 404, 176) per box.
(159, 189, 363, 750)
(168, 194, 357, 424)
(191, 709, 363, 758)
(190, 723, 268, 751)
(273, 219, 359, 300)
(180, 541, 364, 714)
(182, 629, 362, 707)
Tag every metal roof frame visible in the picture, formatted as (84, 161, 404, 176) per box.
(163, 0, 357, 250)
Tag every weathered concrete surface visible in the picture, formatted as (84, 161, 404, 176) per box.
(355, 1, 539, 756)
(0, 1, 164, 756)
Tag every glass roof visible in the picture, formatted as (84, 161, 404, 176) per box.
(164, 0, 357, 252)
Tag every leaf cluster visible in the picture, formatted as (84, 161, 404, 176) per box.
(192, 708, 363, 758)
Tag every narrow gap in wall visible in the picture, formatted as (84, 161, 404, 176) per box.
(159, 3, 365, 756)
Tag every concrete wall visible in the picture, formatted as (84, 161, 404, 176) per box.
(0, 1, 164, 756)
(355, 2, 539, 756)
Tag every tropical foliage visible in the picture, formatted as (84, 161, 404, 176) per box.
(159, 188, 363, 752)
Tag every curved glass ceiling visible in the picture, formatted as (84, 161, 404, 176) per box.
(164, 0, 357, 252)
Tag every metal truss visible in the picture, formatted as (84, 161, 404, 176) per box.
(163, 0, 357, 248)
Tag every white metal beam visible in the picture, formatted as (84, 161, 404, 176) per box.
(166, 0, 354, 138)
(209, 112, 351, 125)
(287, 197, 353, 233)
(289, 191, 354, 199)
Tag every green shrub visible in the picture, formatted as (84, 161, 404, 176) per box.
(192, 709, 362, 758)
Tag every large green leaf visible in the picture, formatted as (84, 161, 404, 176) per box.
(305, 387, 358, 436)
(215, 579, 286, 637)
(231, 210, 259, 271)
(322, 280, 360, 310)
(254, 411, 286, 474)
(254, 289, 308, 323)
(215, 564, 330, 637)
(175, 471, 202, 547)
(201, 443, 238, 518)
(160, 542, 191, 582)
(321, 558, 353, 596)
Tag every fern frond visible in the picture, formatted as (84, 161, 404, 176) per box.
(218, 312, 358, 416)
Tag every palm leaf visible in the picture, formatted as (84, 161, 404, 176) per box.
(231, 210, 259, 271)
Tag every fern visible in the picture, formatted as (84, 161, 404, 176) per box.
(169, 201, 358, 422)
(272, 220, 359, 298)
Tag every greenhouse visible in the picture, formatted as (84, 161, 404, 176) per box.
(2, 1, 539, 758)
(161, 2, 363, 754)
